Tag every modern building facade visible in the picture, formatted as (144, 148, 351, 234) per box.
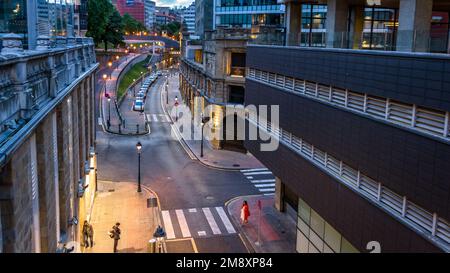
(144, 0, 156, 30)
(74, 0, 88, 37)
(115, 0, 145, 25)
(195, 0, 214, 38)
(0, 0, 76, 49)
(183, 2, 196, 35)
(245, 0, 450, 253)
(0, 2, 98, 253)
(213, 0, 285, 29)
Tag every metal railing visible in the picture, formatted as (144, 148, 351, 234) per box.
(246, 112, 450, 252)
(247, 68, 450, 143)
(249, 30, 450, 54)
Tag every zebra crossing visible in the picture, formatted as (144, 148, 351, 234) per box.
(146, 113, 171, 123)
(241, 168, 276, 196)
(160, 206, 237, 240)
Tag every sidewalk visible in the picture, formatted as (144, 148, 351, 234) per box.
(101, 53, 142, 131)
(84, 181, 160, 253)
(163, 72, 266, 170)
(226, 195, 296, 253)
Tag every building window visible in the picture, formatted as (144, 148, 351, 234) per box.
(228, 85, 245, 104)
(430, 11, 450, 53)
(194, 49, 203, 64)
(361, 7, 398, 50)
(301, 4, 327, 47)
(230, 52, 246, 77)
(296, 197, 359, 253)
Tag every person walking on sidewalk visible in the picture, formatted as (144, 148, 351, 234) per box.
(87, 222, 94, 248)
(82, 221, 90, 247)
(110, 222, 121, 253)
(241, 201, 250, 225)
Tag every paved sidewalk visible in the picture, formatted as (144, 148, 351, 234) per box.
(101, 53, 142, 130)
(227, 195, 296, 253)
(83, 181, 160, 253)
(163, 72, 265, 170)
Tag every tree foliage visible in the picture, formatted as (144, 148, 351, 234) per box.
(86, 0, 126, 51)
(123, 13, 147, 34)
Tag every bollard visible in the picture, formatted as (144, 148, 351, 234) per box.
(136, 124, 139, 134)
(119, 124, 121, 134)
(148, 239, 156, 253)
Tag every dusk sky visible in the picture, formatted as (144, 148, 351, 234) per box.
(154, 0, 194, 8)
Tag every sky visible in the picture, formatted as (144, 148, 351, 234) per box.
(154, 0, 194, 8)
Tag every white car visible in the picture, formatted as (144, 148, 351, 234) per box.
(133, 100, 144, 111)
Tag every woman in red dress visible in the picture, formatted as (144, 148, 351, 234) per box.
(240, 200, 250, 225)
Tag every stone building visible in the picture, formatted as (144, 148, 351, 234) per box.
(179, 27, 248, 150)
(0, 34, 98, 253)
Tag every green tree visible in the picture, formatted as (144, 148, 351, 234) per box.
(123, 13, 147, 34)
(86, 0, 112, 46)
(103, 9, 125, 50)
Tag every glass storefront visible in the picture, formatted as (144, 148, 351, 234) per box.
(361, 7, 398, 50)
(430, 11, 450, 53)
(296, 197, 359, 253)
(301, 4, 327, 47)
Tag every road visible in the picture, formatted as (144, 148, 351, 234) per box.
(95, 71, 265, 253)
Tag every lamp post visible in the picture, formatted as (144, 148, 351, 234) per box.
(108, 61, 112, 79)
(136, 142, 142, 193)
(153, 225, 166, 253)
(165, 78, 169, 104)
(107, 96, 111, 129)
(175, 96, 178, 122)
(200, 113, 210, 158)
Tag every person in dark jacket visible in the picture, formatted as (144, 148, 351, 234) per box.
(87, 223, 94, 248)
(82, 221, 90, 247)
(110, 222, 121, 253)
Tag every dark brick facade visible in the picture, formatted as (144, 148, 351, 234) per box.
(247, 45, 450, 113)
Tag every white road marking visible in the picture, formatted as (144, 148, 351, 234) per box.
(258, 188, 276, 192)
(254, 183, 276, 188)
(202, 208, 221, 235)
(246, 176, 253, 179)
(243, 171, 272, 176)
(240, 168, 268, 173)
(146, 114, 151, 122)
(264, 193, 275, 196)
(98, 117, 102, 125)
(188, 208, 197, 213)
(152, 114, 158, 122)
(175, 209, 191, 238)
(250, 179, 276, 183)
(164, 115, 171, 122)
(198, 231, 206, 236)
(215, 207, 236, 234)
(161, 210, 175, 239)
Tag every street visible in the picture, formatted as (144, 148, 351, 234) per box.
(95, 73, 263, 253)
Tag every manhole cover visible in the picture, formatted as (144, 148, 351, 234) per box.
(205, 196, 214, 200)
(233, 164, 240, 167)
(108, 189, 115, 192)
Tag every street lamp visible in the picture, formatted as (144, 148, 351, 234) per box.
(200, 113, 210, 158)
(174, 96, 178, 122)
(153, 225, 166, 253)
(103, 74, 108, 94)
(108, 61, 113, 78)
(165, 78, 169, 104)
(136, 142, 142, 193)
(107, 95, 111, 129)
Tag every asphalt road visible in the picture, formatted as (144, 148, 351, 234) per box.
(95, 70, 260, 253)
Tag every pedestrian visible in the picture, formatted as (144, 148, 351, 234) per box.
(82, 220, 90, 247)
(241, 200, 250, 225)
(109, 222, 121, 253)
(87, 222, 94, 248)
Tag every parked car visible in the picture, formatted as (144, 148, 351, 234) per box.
(157, 71, 162, 76)
(133, 100, 144, 111)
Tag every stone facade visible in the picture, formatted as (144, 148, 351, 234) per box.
(0, 36, 98, 252)
(179, 28, 248, 150)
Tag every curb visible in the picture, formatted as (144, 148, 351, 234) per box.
(224, 194, 265, 254)
(160, 77, 256, 172)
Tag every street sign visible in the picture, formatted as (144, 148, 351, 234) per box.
(147, 197, 158, 208)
